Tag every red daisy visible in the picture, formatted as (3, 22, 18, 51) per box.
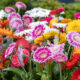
(61, 54, 80, 69)
(72, 68, 80, 80)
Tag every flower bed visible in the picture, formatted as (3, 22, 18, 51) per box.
(0, 1, 80, 80)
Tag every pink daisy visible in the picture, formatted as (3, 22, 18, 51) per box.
(49, 44, 65, 56)
(32, 24, 45, 39)
(5, 43, 16, 58)
(67, 32, 80, 48)
(74, 12, 80, 19)
(5, 7, 16, 13)
(23, 14, 33, 28)
(8, 12, 21, 21)
(23, 14, 33, 24)
(15, 1, 26, 10)
(10, 18, 23, 32)
(33, 47, 52, 63)
(53, 53, 67, 63)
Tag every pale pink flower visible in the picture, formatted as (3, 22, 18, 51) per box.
(8, 12, 21, 21)
(67, 32, 80, 48)
(33, 47, 52, 63)
(49, 44, 65, 56)
(53, 53, 67, 63)
(5, 43, 16, 58)
(10, 18, 23, 32)
(5, 7, 16, 13)
(15, 2, 26, 10)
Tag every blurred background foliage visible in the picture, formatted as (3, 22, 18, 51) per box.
(0, 0, 80, 19)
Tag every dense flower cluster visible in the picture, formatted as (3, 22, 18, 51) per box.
(0, 1, 80, 80)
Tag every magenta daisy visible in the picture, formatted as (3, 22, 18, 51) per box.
(15, 1, 26, 10)
(5, 7, 16, 13)
(53, 53, 67, 63)
(10, 18, 23, 32)
(32, 24, 45, 39)
(8, 12, 21, 21)
(67, 32, 80, 48)
(49, 44, 65, 56)
(33, 47, 52, 63)
(5, 43, 16, 58)
(23, 14, 33, 26)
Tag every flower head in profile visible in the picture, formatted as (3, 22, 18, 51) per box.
(5, 43, 16, 58)
(72, 68, 80, 80)
(10, 18, 23, 32)
(32, 24, 45, 39)
(67, 32, 80, 48)
(8, 12, 21, 21)
(49, 44, 65, 56)
(53, 53, 67, 63)
(33, 47, 52, 63)
(15, 1, 26, 10)
(74, 12, 80, 19)
(5, 7, 16, 13)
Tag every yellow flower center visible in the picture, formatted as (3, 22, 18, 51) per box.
(58, 58, 63, 62)
(74, 36, 80, 43)
(26, 19, 29, 23)
(41, 53, 47, 58)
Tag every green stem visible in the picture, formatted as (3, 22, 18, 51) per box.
(68, 45, 71, 59)
(0, 42, 5, 80)
(29, 59, 32, 80)
(59, 64, 62, 80)
(18, 7, 20, 13)
(59, 28, 61, 41)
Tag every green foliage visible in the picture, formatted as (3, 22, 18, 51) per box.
(32, 0, 63, 10)
(0, 0, 32, 10)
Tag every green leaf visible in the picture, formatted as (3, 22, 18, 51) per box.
(4, 68, 28, 80)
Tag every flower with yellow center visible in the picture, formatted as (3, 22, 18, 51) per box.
(66, 20, 80, 33)
(49, 19, 58, 28)
(61, 18, 72, 23)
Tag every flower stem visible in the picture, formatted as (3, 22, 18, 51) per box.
(29, 59, 32, 80)
(0, 41, 5, 80)
(68, 45, 71, 59)
(59, 64, 62, 80)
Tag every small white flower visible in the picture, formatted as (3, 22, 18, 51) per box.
(25, 7, 50, 18)
(52, 23, 67, 28)
(0, 10, 7, 19)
